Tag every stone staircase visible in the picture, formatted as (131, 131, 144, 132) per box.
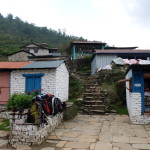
(82, 76, 109, 114)
(71, 72, 110, 115)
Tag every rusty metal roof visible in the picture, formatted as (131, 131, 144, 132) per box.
(0, 62, 32, 69)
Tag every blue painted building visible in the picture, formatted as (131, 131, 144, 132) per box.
(126, 64, 150, 124)
(71, 41, 106, 60)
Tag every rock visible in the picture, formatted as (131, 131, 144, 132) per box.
(0, 131, 9, 138)
(13, 144, 32, 150)
(65, 141, 90, 149)
(0, 139, 8, 148)
(40, 147, 55, 150)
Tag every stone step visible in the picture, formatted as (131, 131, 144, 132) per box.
(84, 104, 105, 107)
(86, 89, 101, 92)
(83, 109, 105, 114)
(84, 100, 103, 103)
(85, 96, 105, 99)
(85, 93, 101, 95)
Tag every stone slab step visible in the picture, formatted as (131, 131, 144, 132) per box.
(83, 109, 105, 113)
(84, 105, 105, 107)
(84, 100, 103, 103)
(85, 93, 100, 95)
(85, 96, 105, 99)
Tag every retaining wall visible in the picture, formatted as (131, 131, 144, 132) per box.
(9, 112, 63, 146)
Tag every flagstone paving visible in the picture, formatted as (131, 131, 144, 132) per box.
(1, 114, 150, 150)
(39, 114, 150, 150)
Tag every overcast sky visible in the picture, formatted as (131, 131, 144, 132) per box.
(0, 0, 150, 49)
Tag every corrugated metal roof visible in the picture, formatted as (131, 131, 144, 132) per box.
(95, 49, 150, 54)
(0, 62, 31, 69)
(71, 41, 106, 45)
(21, 60, 64, 69)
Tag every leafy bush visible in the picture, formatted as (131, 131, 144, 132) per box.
(100, 64, 127, 114)
(69, 75, 84, 99)
(63, 103, 78, 121)
(7, 93, 34, 110)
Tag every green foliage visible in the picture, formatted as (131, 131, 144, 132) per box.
(110, 103, 128, 114)
(0, 119, 10, 131)
(69, 75, 84, 99)
(77, 56, 92, 73)
(63, 103, 78, 121)
(0, 13, 84, 55)
(7, 93, 33, 110)
(7, 89, 42, 110)
(68, 99, 84, 111)
(100, 64, 127, 114)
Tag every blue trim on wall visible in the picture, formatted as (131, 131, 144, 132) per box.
(22, 73, 44, 77)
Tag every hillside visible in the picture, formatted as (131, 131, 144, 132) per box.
(0, 13, 84, 55)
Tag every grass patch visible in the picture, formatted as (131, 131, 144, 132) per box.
(111, 103, 128, 114)
(67, 99, 83, 111)
(99, 65, 127, 114)
(0, 119, 10, 131)
(63, 103, 78, 121)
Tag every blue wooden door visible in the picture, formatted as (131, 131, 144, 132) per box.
(26, 76, 41, 93)
(23, 73, 44, 94)
(132, 70, 144, 113)
(132, 71, 144, 93)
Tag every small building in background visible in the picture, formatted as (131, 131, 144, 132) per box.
(8, 50, 35, 62)
(20, 43, 50, 56)
(71, 41, 106, 60)
(8, 43, 61, 62)
(126, 64, 150, 124)
(91, 49, 150, 75)
(0, 60, 69, 105)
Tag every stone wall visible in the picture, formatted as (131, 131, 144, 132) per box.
(56, 63, 69, 101)
(127, 92, 150, 124)
(11, 69, 56, 95)
(8, 51, 33, 62)
(0, 111, 10, 119)
(10, 113, 63, 146)
(130, 92, 150, 124)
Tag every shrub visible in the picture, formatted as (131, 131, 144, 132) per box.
(69, 75, 84, 99)
(7, 93, 34, 110)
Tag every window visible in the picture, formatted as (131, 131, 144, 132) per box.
(26, 49, 30, 53)
(22, 73, 44, 93)
(34, 49, 38, 53)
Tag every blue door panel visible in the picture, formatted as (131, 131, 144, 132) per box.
(26, 77, 34, 93)
(132, 71, 144, 93)
(26, 77, 41, 93)
(34, 77, 41, 94)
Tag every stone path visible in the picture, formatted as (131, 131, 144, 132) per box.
(38, 114, 150, 150)
(1, 114, 150, 150)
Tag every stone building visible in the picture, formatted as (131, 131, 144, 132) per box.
(0, 60, 69, 105)
(8, 43, 61, 62)
(8, 50, 35, 62)
(126, 64, 150, 124)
